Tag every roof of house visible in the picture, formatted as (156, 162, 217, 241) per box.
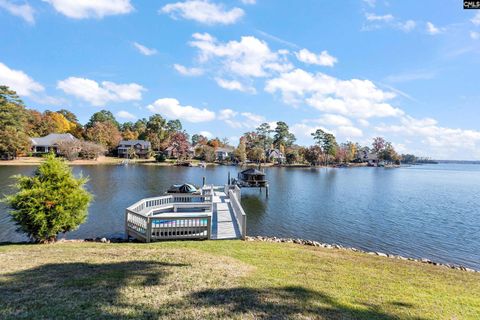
(216, 146, 235, 153)
(367, 153, 378, 160)
(118, 140, 151, 148)
(31, 133, 76, 146)
(165, 146, 177, 151)
(267, 148, 285, 158)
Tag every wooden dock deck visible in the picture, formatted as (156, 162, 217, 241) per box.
(211, 189, 241, 240)
(125, 185, 246, 242)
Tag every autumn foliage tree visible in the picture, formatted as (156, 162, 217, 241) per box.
(235, 137, 247, 163)
(85, 122, 122, 152)
(0, 86, 30, 159)
(167, 131, 190, 160)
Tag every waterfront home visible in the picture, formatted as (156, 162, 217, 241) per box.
(164, 145, 182, 159)
(188, 146, 196, 158)
(117, 140, 151, 159)
(215, 146, 234, 161)
(31, 133, 77, 154)
(266, 148, 286, 164)
(355, 149, 379, 166)
(366, 153, 379, 166)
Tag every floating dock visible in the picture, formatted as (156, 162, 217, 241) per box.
(125, 185, 246, 242)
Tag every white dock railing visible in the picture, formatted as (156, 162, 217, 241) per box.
(125, 193, 213, 242)
(228, 185, 247, 240)
(125, 184, 247, 242)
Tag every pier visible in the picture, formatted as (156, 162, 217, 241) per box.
(125, 185, 246, 242)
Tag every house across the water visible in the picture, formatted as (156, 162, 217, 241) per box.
(215, 147, 234, 161)
(266, 148, 285, 164)
(117, 140, 151, 158)
(31, 133, 77, 154)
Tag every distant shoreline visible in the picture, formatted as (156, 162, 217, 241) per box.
(0, 157, 409, 168)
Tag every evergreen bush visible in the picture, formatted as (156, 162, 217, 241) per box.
(4, 154, 92, 242)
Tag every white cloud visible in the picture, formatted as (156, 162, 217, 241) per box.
(363, 13, 416, 33)
(316, 114, 352, 127)
(385, 70, 436, 83)
(0, 0, 34, 24)
(241, 0, 256, 4)
(265, 68, 403, 119)
(295, 49, 337, 67)
(358, 119, 370, 127)
(241, 112, 264, 124)
(160, 0, 244, 25)
(363, 0, 376, 7)
(398, 20, 416, 32)
(57, 77, 145, 106)
(218, 108, 264, 128)
(43, 0, 133, 19)
(290, 123, 319, 138)
(426, 22, 441, 35)
(215, 78, 256, 93)
(146, 98, 215, 123)
(116, 110, 137, 120)
(218, 108, 237, 120)
(133, 42, 157, 56)
(470, 31, 480, 40)
(199, 130, 213, 138)
(337, 126, 363, 138)
(471, 12, 480, 26)
(375, 116, 480, 159)
(0, 62, 44, 96)
(174, 64, 204, 76)
(366, 13, 393, 22)
(189, 33, 293, 78)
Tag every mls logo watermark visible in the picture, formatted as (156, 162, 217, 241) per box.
(465, 1, 480, 9)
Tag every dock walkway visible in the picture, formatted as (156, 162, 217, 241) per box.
(211, 189, 241, 240)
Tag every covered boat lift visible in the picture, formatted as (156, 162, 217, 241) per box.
(233, 168, 269, 197)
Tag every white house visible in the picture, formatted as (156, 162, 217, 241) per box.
(266, 148, 286, 164)
(31, 133, 77, 154)
(215, 147, 234, 161)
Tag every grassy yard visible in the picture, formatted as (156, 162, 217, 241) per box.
(0, 241, 479, 319)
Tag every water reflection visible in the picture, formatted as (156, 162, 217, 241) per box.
(0, 164, 479, 269)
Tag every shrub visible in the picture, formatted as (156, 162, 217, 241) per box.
(155, 153, 166, 162)
(56, 139, 81, 161)
(3, 154, 92, 242)
(79, 141, 106, 160)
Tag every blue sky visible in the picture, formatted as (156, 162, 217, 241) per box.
(1, 0, 480, 159)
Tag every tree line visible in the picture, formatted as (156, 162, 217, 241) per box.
(1, 85, 420, 164)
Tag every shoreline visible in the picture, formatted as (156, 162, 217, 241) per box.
(2, 235, 477, 273)
(0, 157, 384, 168)
(244, 236, 479, 273)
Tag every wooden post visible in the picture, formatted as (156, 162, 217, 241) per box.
(146, 217, 152, 243)
(202, 176, 206, 186)
(266, 185, 269, 198)
(242, 215, 247, 240)
(207, 216, 211, 239)
(228, 172, 231, 185)
(124, 210, 129, 240)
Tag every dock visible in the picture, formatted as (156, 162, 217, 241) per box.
(125, 185, 246, 242)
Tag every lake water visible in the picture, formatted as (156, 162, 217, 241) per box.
(0, 164, 479, 269)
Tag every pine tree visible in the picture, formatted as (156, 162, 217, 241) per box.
(4, 154, 92, 242)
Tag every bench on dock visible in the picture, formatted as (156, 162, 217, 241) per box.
(125, 185, 246, 242)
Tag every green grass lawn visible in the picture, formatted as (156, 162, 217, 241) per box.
(0, 241, 479, 319)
